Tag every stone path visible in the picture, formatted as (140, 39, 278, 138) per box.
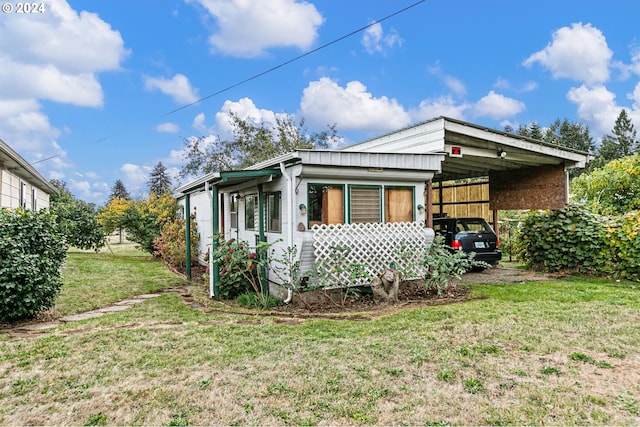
(0, 286, 206, 338)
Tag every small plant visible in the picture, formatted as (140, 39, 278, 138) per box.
(237, 292, 281, 309)
(305, 245, 372, 306)
(540, 366, 562, 376)
(463, 378, 484, 394)
(84, 413, 107, 426)
(436, 369, 455, 382)
(421, 235, 490, 295)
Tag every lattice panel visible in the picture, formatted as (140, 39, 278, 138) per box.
(311, 222, 433, 288)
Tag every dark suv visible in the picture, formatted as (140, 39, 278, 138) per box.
(432, 217, 502, 266)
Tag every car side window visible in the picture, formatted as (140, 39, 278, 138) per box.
(456, 223, 465, 232)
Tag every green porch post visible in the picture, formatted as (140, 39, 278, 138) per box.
(212, 185, 220, 297)
(257, 184, 268, 296)
(185, 194, 191, 279)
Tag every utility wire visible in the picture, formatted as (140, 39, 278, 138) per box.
(164, 0, 426, 116)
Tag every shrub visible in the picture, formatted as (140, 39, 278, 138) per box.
(606, 210, 640, 281)
(0, 208, 68, 322)
(210, 237, 255, 299)
(514, 205, 609, 273)
(153, 217, 199, 267)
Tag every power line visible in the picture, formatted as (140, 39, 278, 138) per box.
(164, 0, 426, 116)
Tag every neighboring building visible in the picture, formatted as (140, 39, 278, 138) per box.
(0, 138, 57, 210)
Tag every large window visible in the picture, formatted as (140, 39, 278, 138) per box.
(308, 184, 344, 227)
(266, 192, 281, 233)
(245, 194, 257, 230)
(349, 186, 381, 223)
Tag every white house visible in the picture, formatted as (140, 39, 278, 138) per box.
(177, 117, 592, 300)
(0, 138, 56, 210)
(176, 149, 444, 299)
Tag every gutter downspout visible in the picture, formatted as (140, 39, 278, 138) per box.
(279, 162, 294, 304)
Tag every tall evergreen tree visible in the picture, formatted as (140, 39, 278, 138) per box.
(543, 119, 595, 153)
(109, 179, 130, 201)
(599, 109, 638, 159)
(148, 162, 172, 196)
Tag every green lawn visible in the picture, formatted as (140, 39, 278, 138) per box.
(0, 250, 639, 426)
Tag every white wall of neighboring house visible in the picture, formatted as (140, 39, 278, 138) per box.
(0, 139, 56, 211)
(0, 167, 50, 210)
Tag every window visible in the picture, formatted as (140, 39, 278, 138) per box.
(384, 187, 414, 223)
(308, 184, 344, 227)
(266, 192, 281, 232)
(19, 181, 26, 209)
(245, 194, 257, 230)
(230, 194, 238, 228)
(349, 186, 381, 223)
(31, 189, 37, 211)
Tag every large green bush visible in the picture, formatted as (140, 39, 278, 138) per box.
(515, 205, 610, 273)
(607, 210, 640, 281)
(0, 208, 68, 322)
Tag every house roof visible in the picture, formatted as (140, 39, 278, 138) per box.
(0, 138, 57, 194)
(176, 150, 445, 195)
(342, 116, 592, 182)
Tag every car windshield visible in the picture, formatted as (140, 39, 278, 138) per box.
(457, 219, 492, 233)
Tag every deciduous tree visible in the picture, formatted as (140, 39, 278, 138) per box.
(181, 112, 337, 177)
(49, 179, 105, 250)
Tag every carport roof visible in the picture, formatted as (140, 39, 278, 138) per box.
(342, 116, 592, 182)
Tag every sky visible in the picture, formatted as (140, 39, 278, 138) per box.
(2, 0, 640, 205)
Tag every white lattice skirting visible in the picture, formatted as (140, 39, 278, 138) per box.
(311, 222, 434, 288)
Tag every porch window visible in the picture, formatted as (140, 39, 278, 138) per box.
(349, 186, 381, 223)
(308, 184, 344, 227)
(245, 194, 257, 230)
(266, 192, 281, 232)
(384, 187, 414, 223)
(230, 194, 238, 228)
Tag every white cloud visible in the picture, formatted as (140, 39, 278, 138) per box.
(189, 0, 324, 57)
(215, 97, 286, 136)
(144, 74, 199, 104)
(361, 22, 403, 55)
(156, 122, 180, 133)
(523, 23, 612, 85)
(630, 82, 640, 111)
(566, 84, 620, 136)
(0, 0, 127, 106)
(410, 96, 470, 122)
(69, 179, 108, 202)
(300, 78, 411, 133)
(473, 91, 526, 120)
(120, 163, 152, 198)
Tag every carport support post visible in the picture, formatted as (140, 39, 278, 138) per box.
(185, 194, 191, 280)
(493, 209, 499, 240)
(426, 179, 433, 228)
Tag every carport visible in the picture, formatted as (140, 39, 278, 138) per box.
(342, 116, 592, 231)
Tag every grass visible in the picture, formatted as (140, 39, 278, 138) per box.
(1, 251, 640, 425)
(51, 243, 188, 317)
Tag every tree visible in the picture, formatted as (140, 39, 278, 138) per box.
(49, 179, 105, 250)
(122, 192, 180, 254)
(591, 109, 639, 170)
(181, 112, 337, 177)
(508, 119, 595, 177)
(571, 153, 640, 215)
(148, 162, 172, 196)
(97, 198, 131, 244)
(109, 179, 130, 201)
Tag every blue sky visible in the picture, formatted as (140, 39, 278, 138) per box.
(2, 0, 640, 205)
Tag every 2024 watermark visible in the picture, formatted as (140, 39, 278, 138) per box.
(2, 2, 46, 14)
